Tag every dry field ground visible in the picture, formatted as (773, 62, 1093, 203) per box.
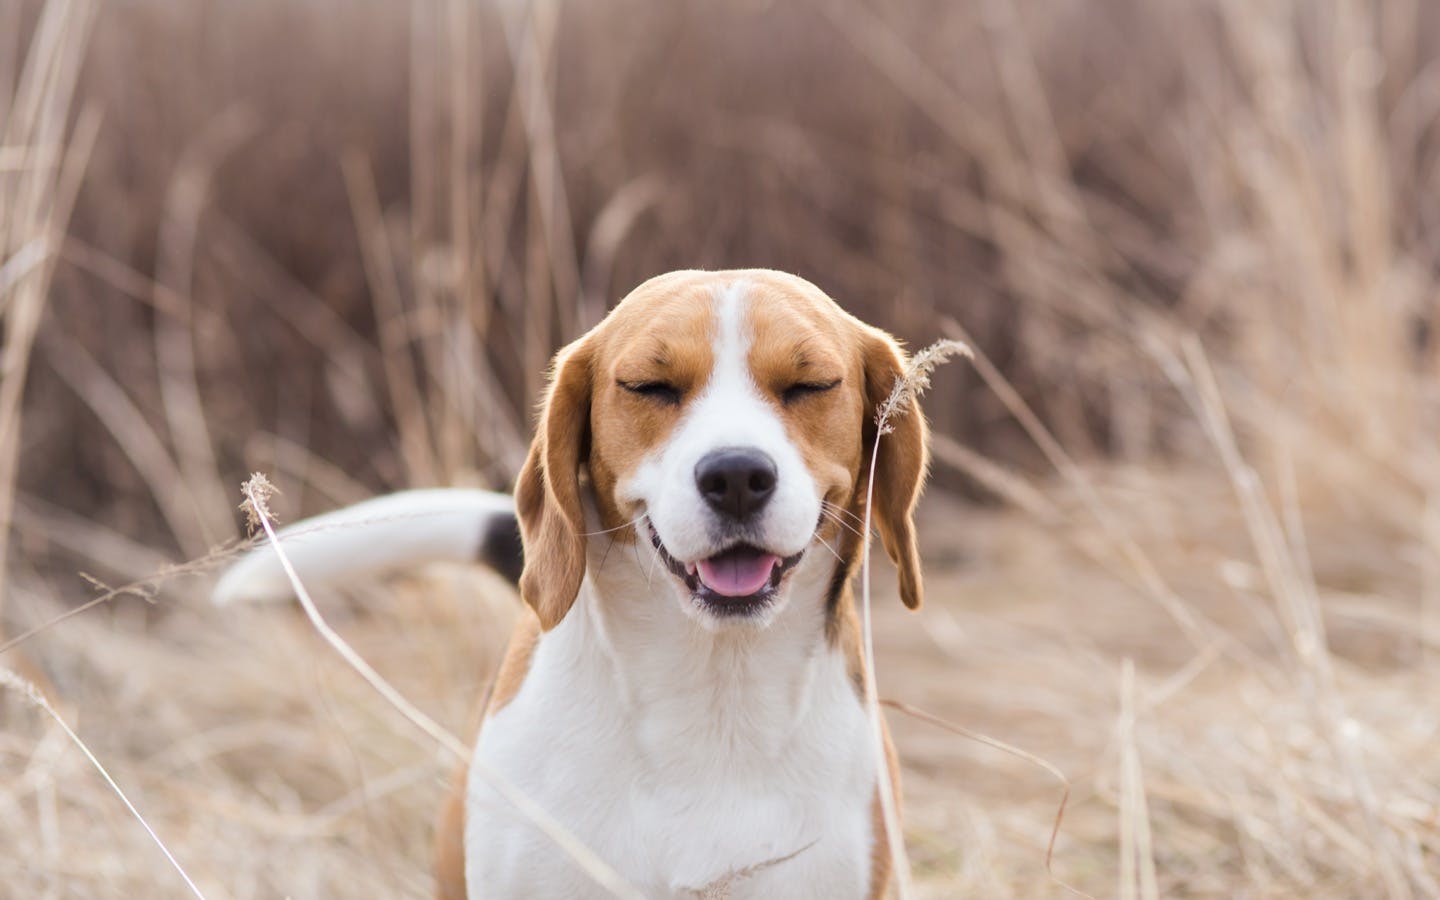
(3, 0, 1439, 897)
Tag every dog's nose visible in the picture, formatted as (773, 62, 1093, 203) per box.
(695, 448, 777, 520)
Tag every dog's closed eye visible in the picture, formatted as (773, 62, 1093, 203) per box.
(619, 380, 683, 405)
(781, 379, 841, 405)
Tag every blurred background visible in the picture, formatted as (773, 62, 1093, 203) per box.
(3, 0, 1439, 896)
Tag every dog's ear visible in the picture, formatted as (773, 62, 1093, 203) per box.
(860, 329, 929, 610)
(515, 337, 594, 630)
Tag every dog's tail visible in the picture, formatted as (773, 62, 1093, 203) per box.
(210, 488, 522, 605)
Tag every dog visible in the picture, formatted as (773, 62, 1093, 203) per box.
(213, 269, 930, 898)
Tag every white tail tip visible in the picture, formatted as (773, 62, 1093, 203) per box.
(211, 488, 517, 605)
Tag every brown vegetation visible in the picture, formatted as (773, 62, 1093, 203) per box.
(2, 0, 1438, 896)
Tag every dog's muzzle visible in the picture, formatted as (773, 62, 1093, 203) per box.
(645, 520, 803, 617)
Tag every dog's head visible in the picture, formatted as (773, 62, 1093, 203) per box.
(515, 270, 928, 630)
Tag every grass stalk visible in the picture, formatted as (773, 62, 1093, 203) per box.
(0, 667, 207, 899)
(238, 473, 641, 900)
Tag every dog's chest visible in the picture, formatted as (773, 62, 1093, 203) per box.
(463, 597, 877, 898)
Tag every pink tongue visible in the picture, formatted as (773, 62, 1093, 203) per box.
(696, 549, 779, 597)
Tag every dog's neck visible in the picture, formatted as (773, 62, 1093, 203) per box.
(471, 533, 877, 895)
(550, 536, 845, 762)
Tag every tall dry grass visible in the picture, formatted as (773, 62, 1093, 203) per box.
(0, 0, 97, 622)
(1, 0, 1438, 896)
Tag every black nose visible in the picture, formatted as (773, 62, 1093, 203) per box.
(695, 448, 777, 520)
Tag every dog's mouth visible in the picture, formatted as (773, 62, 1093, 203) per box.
(645, 521, 804, 617)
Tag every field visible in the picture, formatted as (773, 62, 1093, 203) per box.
(2, 0, 1439, 896)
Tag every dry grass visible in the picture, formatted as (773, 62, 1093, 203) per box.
(3, 0, 1440, 896)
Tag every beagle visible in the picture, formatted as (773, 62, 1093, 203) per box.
(213, 269, 929, 899)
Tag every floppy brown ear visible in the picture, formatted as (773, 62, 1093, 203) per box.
(514, 338, 593, 630)
(861, 329, 930, 610)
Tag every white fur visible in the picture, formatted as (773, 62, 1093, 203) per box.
(465, 536, 875, 898)
(210, 488, 513, 604)
(467, 281, 877, 897)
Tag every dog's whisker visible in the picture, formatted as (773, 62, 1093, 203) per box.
(812, 534, 845, 565)
(820, 510, 862, 538)
(628, 537, 645, 574)
(819, 507, 868, 540)
(580, 517, 645, 538)
(818, 507, 864, 540)
(643, 539, 662, 588)
(821, 500, 865, 526)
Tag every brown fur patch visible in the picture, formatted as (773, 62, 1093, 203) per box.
(433, 610, 543, 900)
(484, 609, 544, 716)
(434, 759, 470, 900)
(868, 723, 903, 899)
(515, 339, 595, 630)
(587, 276, 719, 533)
(858, 330, 929, 611)
(745, 281, 867, 525)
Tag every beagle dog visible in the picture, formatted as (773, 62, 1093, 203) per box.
(214, 269, 929, 898)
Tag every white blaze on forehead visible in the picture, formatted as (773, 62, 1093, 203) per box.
(711, 279, 752, 396)
(621, 279, 822, 567)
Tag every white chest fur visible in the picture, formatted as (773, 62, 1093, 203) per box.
(464, 552, 877, 899)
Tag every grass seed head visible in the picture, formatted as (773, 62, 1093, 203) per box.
(239, 473, 280, 534)
(876, 338, 972, 435)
